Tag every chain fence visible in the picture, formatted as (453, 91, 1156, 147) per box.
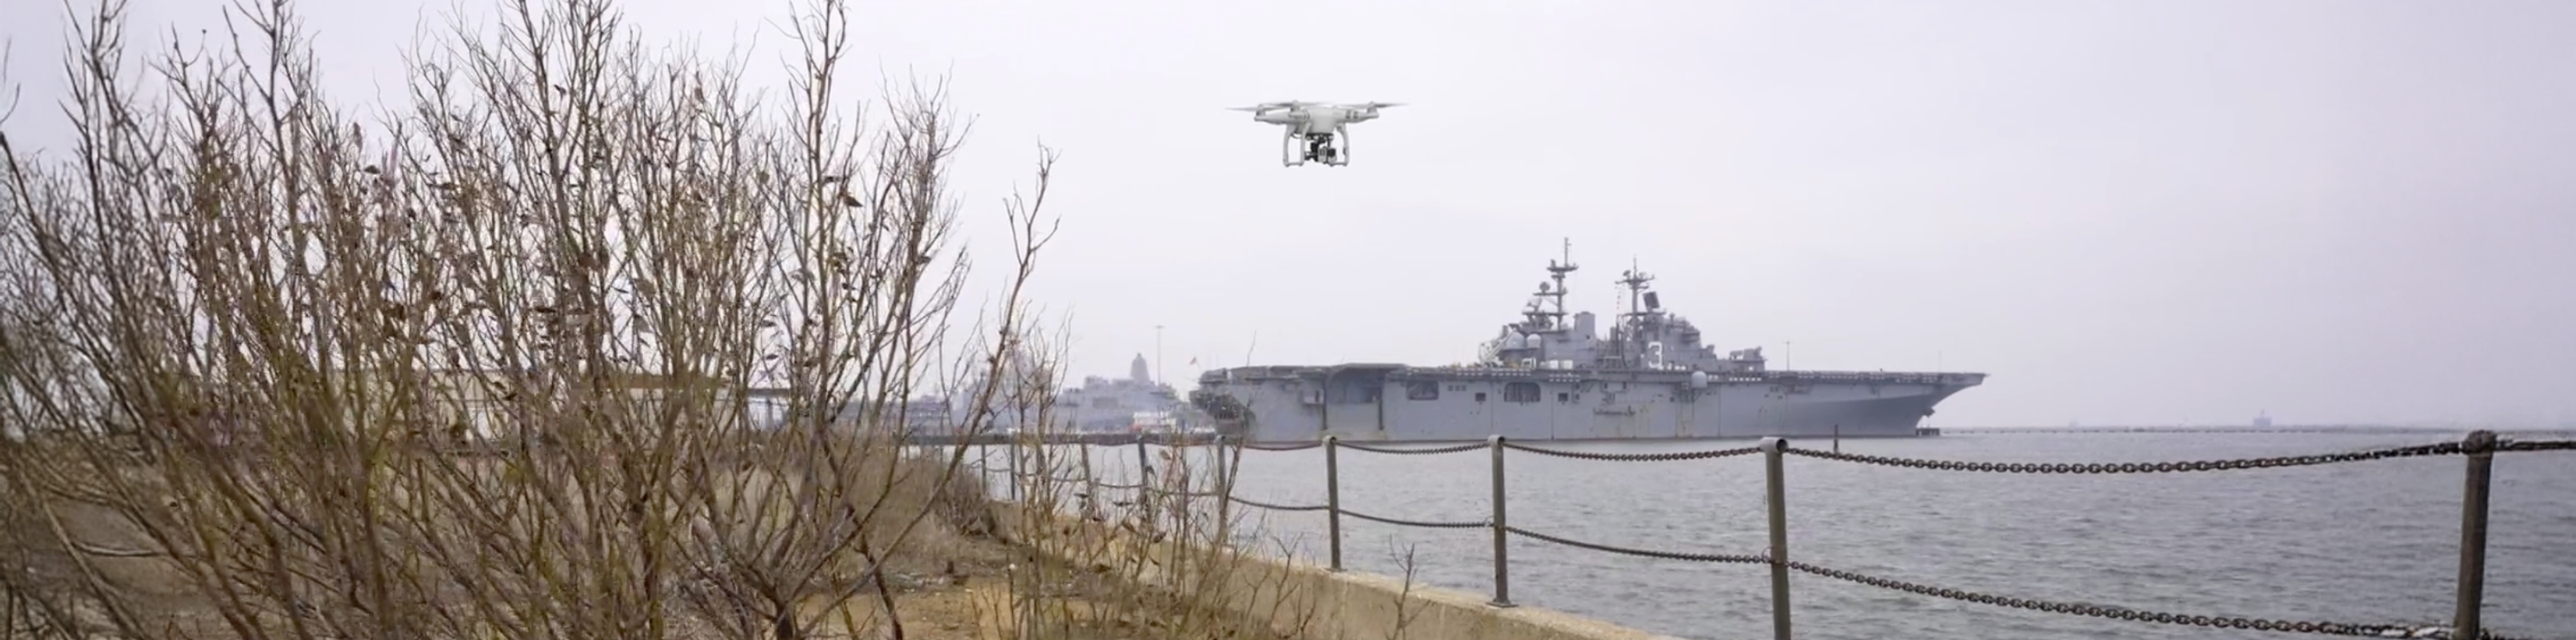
(1503, 442, 1761, 462)
(1505, 526, 1764, 564)
(1240, 442, 1322, 452)
(1019, 471, 1144, 490)
(1782, 441, 2470, 474)
(1337, 441, 1489, 455)
(1782, 560, 2538, 640)
(1226, 494, 1330, 513)
(2501, 439, 2574, 452)
(1340, 509, 1487, 530)
(974, 433, 2573, 640)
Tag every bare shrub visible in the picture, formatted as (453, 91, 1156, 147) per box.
(975, 410, 1340, 640)
(0, 0, 1063, 638)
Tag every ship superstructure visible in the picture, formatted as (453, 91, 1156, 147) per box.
(1191, 242, 1986, 443)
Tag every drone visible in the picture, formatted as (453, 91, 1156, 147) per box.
(1227, 101, 1402, 167)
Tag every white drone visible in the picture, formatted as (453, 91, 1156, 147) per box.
(1228, 101, 1402, 167)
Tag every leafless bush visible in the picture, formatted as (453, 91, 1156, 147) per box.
(1378, 543, 1426, 640)
(975, 410, 1345, 640)
(0, 0, 1063, 638)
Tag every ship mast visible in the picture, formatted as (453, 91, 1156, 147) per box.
(1521, 238, 1578, 330)
(1618, 260, 1654, 323)
(1543, 238, 1577, 325)
(1614, 260, 1657, 368)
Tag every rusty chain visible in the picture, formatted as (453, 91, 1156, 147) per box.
(1016, 471, 1146, 490)
(1012, 437, 2570, 464)
(1782, 560, 2534, 640)
(1238, 442, 1322, 451)
(1122, 482, 1410, 514)
(1134, 485, 1219, 499)
(1228, 495, 1330, 512)
(1506, 526, 1765, 564)
(1502, 442, 1762, 462)
(1782, 442, 2470, 474)
(1339, 509, 1487, 530)
(2499, 438, 2574, 452)
(1336, 441, 1490, 455)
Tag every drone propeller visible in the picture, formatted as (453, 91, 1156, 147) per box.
(1233, 100, 1345, 112)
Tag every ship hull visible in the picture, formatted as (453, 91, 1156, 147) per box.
(1195, 365, 1985, 444)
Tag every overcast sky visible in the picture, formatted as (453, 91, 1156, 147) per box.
(6, 0, 2571, 428)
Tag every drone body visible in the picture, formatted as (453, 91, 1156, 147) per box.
(1228, 101, 1402, 167)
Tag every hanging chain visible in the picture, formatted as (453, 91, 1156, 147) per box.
(1783, 442, 2467, 474)
(1503, 442, 1761, 462)
(1338, 441, 1489, 455)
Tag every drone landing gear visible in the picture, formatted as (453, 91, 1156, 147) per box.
(1282, 131, 1350, 167)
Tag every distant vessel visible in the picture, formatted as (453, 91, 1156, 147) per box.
(1191, 242, 1988, 443)
(910, 351, 1194, 436)
(1052, 354, 1189, 433)
(2253, 410, 2274, 428)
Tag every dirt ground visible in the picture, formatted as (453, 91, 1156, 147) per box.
(5, 494, 1246, 640)
(849, 528, 1257, 640)
(833, 528, 1026, 640)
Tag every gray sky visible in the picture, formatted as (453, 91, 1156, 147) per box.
(6, 0, 2572, 428)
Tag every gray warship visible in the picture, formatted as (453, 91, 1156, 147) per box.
(1190, 245, 1987, 443)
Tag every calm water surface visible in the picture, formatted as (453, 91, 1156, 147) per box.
(982, 431, 2575, 640)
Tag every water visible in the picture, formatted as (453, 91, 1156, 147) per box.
(974, 432, 2576, 640)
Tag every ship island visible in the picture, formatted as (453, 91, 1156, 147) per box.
(1188, 244, 1989, 444)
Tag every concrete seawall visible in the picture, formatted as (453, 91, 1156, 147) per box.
(994, 502, 1688, 640)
